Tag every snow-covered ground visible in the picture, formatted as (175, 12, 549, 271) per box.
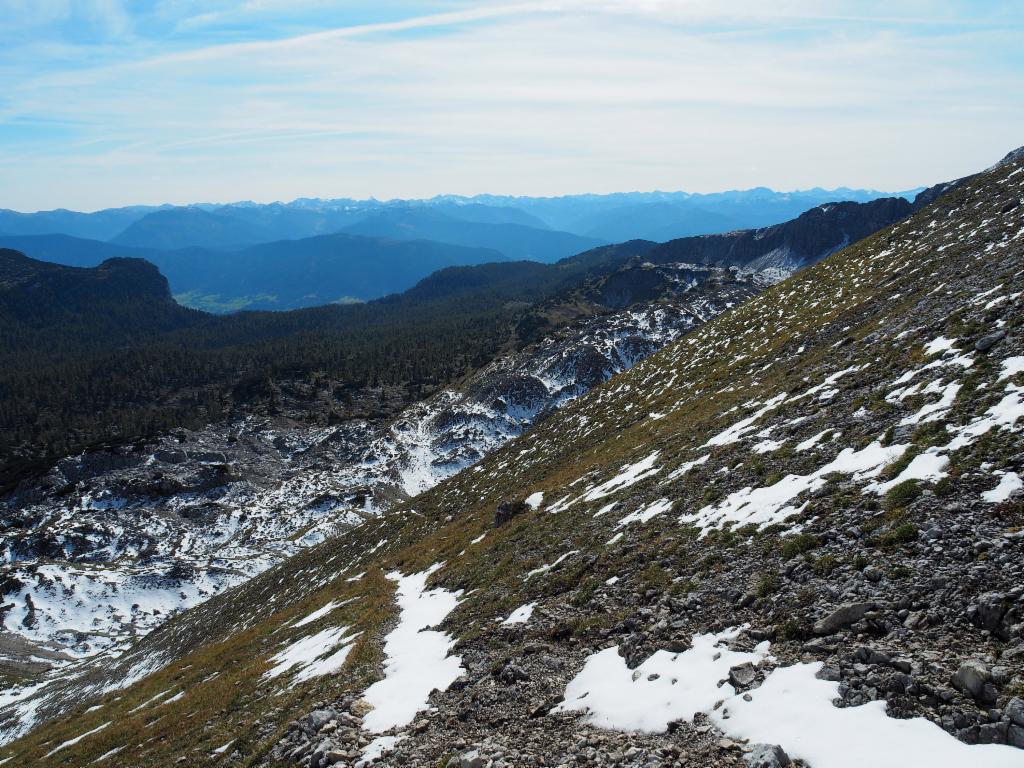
(559, 629, 1022, 767)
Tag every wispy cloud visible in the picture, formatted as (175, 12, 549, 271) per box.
(143, 2, 558, 64)
(0, 1, 1021, 210)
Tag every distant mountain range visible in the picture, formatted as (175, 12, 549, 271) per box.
(444, 186, 919, 238)
(111, 204, 373, 250)
(342, 207, 603, 263)
(0, 232, 507, 311)
(0, 186, 914, 311)
(0, 205, 167, 241)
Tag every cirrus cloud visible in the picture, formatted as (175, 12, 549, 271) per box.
(0, 0, 1021, 210)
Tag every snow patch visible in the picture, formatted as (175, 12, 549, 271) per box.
(264, 625, 357, 683)
(999, 356, 1024, 380)
(616, 499, 673, 528)
(501, 602, 536, 625)
(795, 430, 838, 452)
(358, 735, 402, 766)
(924, 336, 957, 355)
(296, 639, 360, 685)
(982, 471, 1022, 503)
(868, 451, 949, 495)
(44, 721, 109, 758)
(681, 441, 907, 534)
(293, 598, 350, 629)
(556, 627, 770, 731)
(524, 492, 544, 509)
(717, 662, 1023, 768)
(361, 565, 464, 733)
(704, 395, 787, 447)
(580, 452, 662, 502)
(524, 551, 578, 581)
(559, 634, 1022, 767)
(93, 746, 124, 762)
(898, 381, 960, 426)
(665, 454, 708, 481)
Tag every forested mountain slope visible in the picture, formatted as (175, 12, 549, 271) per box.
(0, 250, 204, 353)
(1, 152, 1021, 767)
(0, 234, 146, 269)
(163, 233, 509, 310)
(0, 240, 660, 487)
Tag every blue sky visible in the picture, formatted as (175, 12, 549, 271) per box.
(0, 1, 1021, 211)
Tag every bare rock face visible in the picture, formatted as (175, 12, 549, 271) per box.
(813, 602, 875, 634)
(968, 592, 1018, 640)
(644, 196, 915, 273)
(494, 500, 528, 528)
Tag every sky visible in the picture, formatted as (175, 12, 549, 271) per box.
(0, 1, 1021, 212)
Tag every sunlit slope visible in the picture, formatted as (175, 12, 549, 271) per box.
(4, 150, 1023, 766)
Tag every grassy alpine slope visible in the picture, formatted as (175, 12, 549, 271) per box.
(4, 149, 1024, 767)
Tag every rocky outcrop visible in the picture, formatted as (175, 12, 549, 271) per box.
(645, 196, 914, 272)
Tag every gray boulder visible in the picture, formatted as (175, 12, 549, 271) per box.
(447, 751, 487, 768)
(951, 660, 991, 701)
(814, 602, 874, 634)
(974, 330, 1006, 352)
(744, 743, 791, 768)
(1006, 697, 1024, 727)
(729, 662, 758, 688)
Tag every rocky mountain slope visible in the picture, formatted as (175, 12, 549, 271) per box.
(0, 260, 765, 738)
(3, 152, 1019, 767)
(643, 188, 955, 276)
(0, 189, 920, 697)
